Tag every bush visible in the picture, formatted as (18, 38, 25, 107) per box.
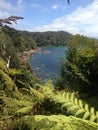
(57, 35, 98, 96)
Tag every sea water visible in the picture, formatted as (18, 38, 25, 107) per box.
(29, 46, 67, 82)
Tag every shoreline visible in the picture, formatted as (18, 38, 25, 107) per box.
(17, 47, 41, 62)
(17, 47, 51, 62)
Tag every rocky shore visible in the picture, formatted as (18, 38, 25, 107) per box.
(17, 48, 41, 62)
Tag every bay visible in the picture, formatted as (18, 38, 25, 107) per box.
(29, 46, 67, 83)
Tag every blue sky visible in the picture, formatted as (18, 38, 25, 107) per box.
(0, 0, 98, 38)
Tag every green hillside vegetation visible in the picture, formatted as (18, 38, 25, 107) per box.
(0, 25, 98, 130)
(56, 35, 98, 96)
(23, 31, 72, 46)
(2, 25, 37, 52)
(0, 25, 72, 53)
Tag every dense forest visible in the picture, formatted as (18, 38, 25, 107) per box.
(0, 24, 98, 130)
(0, 25, 72, 51)
(23, 31, 72, 46)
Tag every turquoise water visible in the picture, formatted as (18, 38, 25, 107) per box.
(29, 46, 67, 82)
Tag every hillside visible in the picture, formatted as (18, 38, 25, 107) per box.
(0, 26, 72, 52)
(23, 31, 72, 46)
(1, 25, 37, 52)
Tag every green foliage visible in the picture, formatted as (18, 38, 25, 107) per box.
(0, 69, 16, 95)
(1, 78, 98, 130)
(40, 80, 55, 98)
(11, 87, 44, 116)
(14, 67, 41, 89)
(9, 68, 22, 75)
(2, 25, 36, 52)
(24, 31, 72, 46)
(10, 115, 98, 130)
(0, 54, 43, 129)
(0, 86, 44, 129)
(0, 26, 72, 53)
(0, 91, 32, 116)
(15, 106, 33, 115)
(58, 34, 98, 96)
(40, 83, 98, 123)
(0, 58, 8, 73)
(29, 87, 44, 101)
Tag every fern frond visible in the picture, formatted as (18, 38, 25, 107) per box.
(65, 92, 70, 101)
(70, 92, 74, 102)
(83, 112, 90, 119)
(84, 104, 89, 112)
(75, 109, 85, 117)
(74, 98, 78, 105)
(96, 111, 98, 123)
(11, 115, 98, 130)
(29, 87, 44, 101)
(90, 107, 95, 115)
(68, 106, 79, 113)
(62, 102, 73, 108)
(90, 115, 96, 122)
(41, 84, 98, 123)
(15, 106, 33, 115)
(78, 100, 83, 108)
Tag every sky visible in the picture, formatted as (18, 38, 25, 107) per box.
(0, 0, 98, 38)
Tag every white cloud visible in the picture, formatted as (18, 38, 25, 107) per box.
(28, 0, 98, 38)
(0, 0, 13, 12)
(0, 10, 10, 17)
(51, 4, 66, 10)
(0, 0, 24, 18)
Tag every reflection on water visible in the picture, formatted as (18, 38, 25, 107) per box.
(29, 46, 67, 83)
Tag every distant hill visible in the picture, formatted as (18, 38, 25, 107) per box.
(0, 25, 72, 54)
(23, 31, 72, 46)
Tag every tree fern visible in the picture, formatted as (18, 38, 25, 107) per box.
(1, 86, 44, 117)
(67, 62, 90, 84)
(40, 82, 98, 123)
(10, 115, 98, 130)
(29, 87, 44, 101)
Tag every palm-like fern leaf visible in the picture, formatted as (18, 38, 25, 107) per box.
(11, 115, 98, 130)
(40, 83, 98, 123)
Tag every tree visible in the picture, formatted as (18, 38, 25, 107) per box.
(57, 35, 98, 97)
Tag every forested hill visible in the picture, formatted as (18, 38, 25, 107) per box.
(0, 25, 72, 51)
(0, 25, 37, 52)
(23, 31, 72, 46)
